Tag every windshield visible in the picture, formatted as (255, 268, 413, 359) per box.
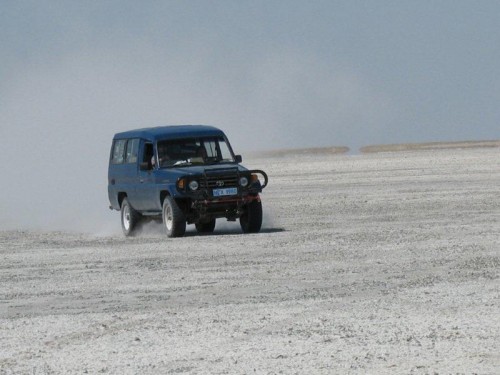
(156, 136, 235, 168)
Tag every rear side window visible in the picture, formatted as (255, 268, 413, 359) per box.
(111, 139, 127, 164)
(112, 138, 140, 164)
(125, 139, 139, 163)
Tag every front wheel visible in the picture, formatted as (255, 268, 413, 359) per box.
(121, 198, 141, 237)
(240, 199, 263, 233)
(163, 196, 186, 237)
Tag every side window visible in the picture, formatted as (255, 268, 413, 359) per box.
(143, 142, 154, 168)
(125, 138, 139, 163)
(111, 139, 127, 164)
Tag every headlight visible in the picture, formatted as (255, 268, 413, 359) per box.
(188, 180, 199, 191)
(239, 176, 249, 187)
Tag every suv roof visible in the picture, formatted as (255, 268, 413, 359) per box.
(113, 125, 224, 141)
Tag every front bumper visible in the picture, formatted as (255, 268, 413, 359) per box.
(190, 194, 261, 221)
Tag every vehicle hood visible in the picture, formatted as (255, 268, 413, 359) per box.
(154, 163, 248, 181)
(174, 163, 248, 175)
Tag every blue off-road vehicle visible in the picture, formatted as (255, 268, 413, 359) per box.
(108, 125, 268, 237)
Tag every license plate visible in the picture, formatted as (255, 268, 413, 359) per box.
(212, 187, 238, 197)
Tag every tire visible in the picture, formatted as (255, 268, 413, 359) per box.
(195, 219, 216, 234)
(240, 199, 263, 233)
(162, 196, 186, 238)
(121, 197, 141, 237)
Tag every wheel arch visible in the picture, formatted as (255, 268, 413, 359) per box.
(160, 190, 170, 207)
(118, 192, 128, 208)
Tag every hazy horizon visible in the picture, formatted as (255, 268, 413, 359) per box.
(1, 1, 499, 232)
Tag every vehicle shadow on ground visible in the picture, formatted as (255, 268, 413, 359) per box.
(184, 227, 287, 237)
(135, 222, 286, 237)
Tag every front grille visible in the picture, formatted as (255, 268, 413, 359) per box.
(200, 172, 239, 189)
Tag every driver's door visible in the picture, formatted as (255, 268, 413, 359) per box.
(135, 141, 157, 211)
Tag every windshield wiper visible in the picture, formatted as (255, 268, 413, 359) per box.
(164, 160, 192, 168)
(202, 157, 221, 165)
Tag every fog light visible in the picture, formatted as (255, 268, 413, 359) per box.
(239, 176, 249, 187)
(188, 180, 199, 191)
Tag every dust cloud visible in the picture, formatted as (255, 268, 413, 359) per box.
(0, 44, 391, 233)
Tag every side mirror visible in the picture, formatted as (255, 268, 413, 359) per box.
(140, 162, 150, 171)
(235, 155, 242, 163)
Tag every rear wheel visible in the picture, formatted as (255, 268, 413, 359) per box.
(121, 198, 141, 237)
(240, 199, 263, 233)
(163, 196, 186, 237)
(195, 219, 216, 234)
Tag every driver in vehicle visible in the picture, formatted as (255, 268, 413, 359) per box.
(196, 145, 208, 161)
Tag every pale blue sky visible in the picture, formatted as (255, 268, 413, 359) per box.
(2, 1, 500, 149)
(1, 1, 499, 230)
